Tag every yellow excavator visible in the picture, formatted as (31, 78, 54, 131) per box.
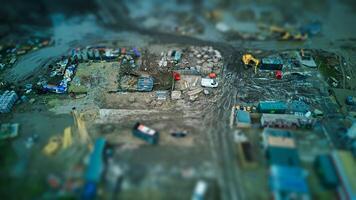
(269, 25, 308, 41)
(43, 110, 92, 156)
(242, 54, 260, 74)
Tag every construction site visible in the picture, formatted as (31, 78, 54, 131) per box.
(1, 0, 356, 200)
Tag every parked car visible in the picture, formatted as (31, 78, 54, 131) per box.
(201, 78, 218, 88)
(171, 131, 188, 138)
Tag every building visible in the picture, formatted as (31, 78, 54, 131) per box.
(236, 110, 252, 128)
(0, 90, 18, 113)
(289, 100, 310, 114)
(269, 165, 310, 200)
(260, 57, 283, 70)
(261, 113, 315, 129)
(262, 128, 295, 150)
(266, 146, 300, 166)
(331, 151, 356, 200)
(314, 154, 339, 189)
(258, 101, 287, 114)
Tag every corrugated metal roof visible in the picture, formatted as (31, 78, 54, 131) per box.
(258, 101, 287, 113)
(270, 165, 309, 194)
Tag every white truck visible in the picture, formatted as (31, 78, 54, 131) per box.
(201, 78, 218, 88)
(192, 180, 208, 200)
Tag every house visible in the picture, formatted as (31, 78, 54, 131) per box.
(236, 110, 252, 128)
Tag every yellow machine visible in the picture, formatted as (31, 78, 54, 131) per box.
(242, 54, 260, 74)
(269, 25, 308, 41)
(43, 136, 62, 155)
(72, 110, 93, 150)
(62, 127, 73, 149)
(43, 111, 93, 156)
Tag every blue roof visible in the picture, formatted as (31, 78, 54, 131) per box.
(267, 146, 300, 166)
(270, 165, 309, 194)
(236, 110, 251, 124)
(258, 101, 287, 111)
(85, 138, 106, 182)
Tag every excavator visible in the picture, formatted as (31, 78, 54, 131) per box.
(269, 25, 308, 41)
(43, 110, 92, 156)
(242, 54, 260, 74)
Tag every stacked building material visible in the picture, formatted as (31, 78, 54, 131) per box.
(0, 90, 18, 113)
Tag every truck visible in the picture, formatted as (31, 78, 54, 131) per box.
(192, 180, 208, 200)
(201, 78, 218, 88)
(132, 122, 159, 144)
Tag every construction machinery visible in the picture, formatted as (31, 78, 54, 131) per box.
(242, 54, 260, 74)
(43, 136, 62, 155)
(43, 110, 92, 156)
(62, 127, 73, 149)
(269, 25, 308, 41)
(72, 110, 93, 150)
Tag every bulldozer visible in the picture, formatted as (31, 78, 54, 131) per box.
(242, 54, 260, 74)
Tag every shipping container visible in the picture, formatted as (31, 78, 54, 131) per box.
(132, 123, 159, 144)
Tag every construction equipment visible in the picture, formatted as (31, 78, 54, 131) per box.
(42, 110, 92, 156)
(242, 54, 260, 74)
(62, 127, 73, 149)
(43, 136, 62, 155)
(72, 110, 93, 150)
(269, 25, 308, 41)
